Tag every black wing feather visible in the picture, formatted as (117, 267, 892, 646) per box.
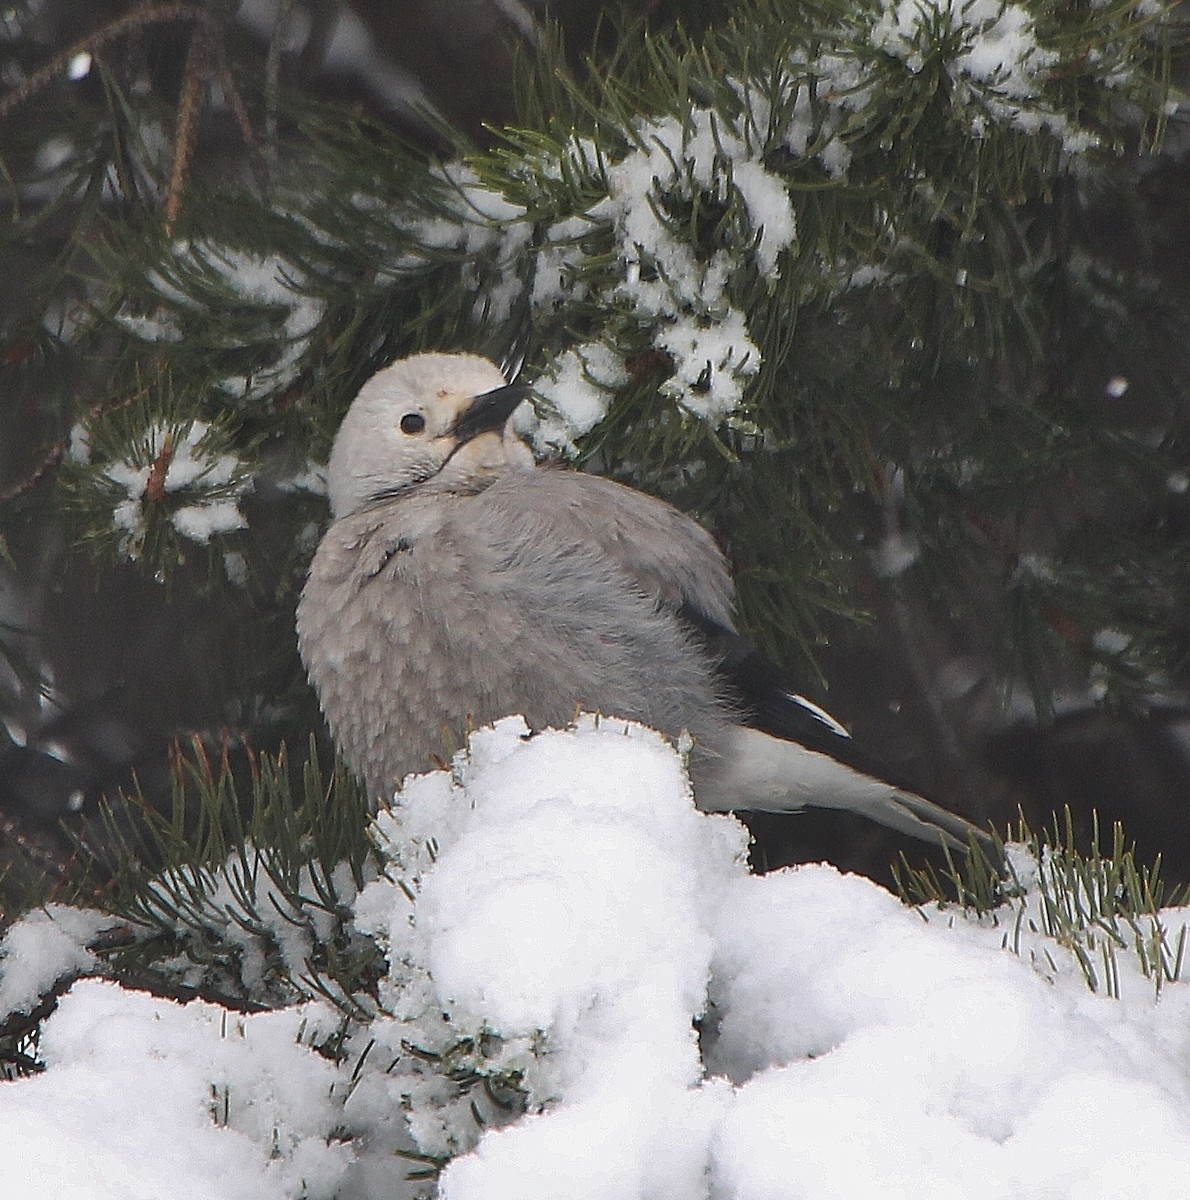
(678, 603, 923, 790)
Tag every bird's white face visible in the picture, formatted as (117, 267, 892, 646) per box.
(326, 352, 532, 518)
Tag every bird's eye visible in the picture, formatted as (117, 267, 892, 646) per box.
(399, 413, 426, 435)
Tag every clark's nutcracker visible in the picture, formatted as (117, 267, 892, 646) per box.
(297, 352, 988, 850)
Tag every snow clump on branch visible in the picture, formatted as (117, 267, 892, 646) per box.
(102, 419, 251, 558)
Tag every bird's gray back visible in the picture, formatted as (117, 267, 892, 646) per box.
(297, 469, 737, 799)
(476, 470, 736, 630)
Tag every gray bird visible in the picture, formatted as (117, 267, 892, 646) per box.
(297, 352, 987, 850)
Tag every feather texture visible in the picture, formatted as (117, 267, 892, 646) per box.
(298, 352, 988, 851)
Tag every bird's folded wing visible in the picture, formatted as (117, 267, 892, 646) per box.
(677, 604, 862, 751)
(481, 470, 737, 629)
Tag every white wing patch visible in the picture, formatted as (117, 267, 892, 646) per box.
(785, 692, 851, 739)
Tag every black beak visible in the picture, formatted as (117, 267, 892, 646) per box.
(450, 381, 532, 444)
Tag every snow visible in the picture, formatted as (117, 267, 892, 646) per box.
(275, 459, 329, 495)
(871, 527, 921, 577)
(273, 0, 1141, 461)
(65, 52, 91, 81)
(873, 0, 1055, 94)
(100, 419, 251, 556)
(205, 248, 326, 398)
(0, 981, 351, 1200)
(33, 137, 74, 174)
(781, 60, 857, 179)
(136, 242, 326, 400)
(222, 549, 249, 586)
(504, 95, 797, 445)
(6, 716, 1190, 1198)
(408, 162, 534, 331)
(731, 161, 797, 277)
(1092, 627, 1132, 656)
(656, 309, 759, 422)
(499, 0, 1122, 452)
(585, 106, 785, 421)
(171, 500, 248, 543)
(0, 906, 114, 1018)
(869, 0, 1094, 148)
(528, 344, 630, 454)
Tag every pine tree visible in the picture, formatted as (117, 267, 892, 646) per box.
(0, 0, 1187, 1053)
(2, 3, 1190, 1189)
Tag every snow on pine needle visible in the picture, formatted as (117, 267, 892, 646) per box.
(70, 416, 252, 562)
(871, 0, 1090, 145)
(453, 0, 1146, 456)
(516, 103, 794, 450)
(130, 241, 328, 401)
(6, 718, 1190, 1198)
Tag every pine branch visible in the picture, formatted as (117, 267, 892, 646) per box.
(894, 807, 1190, 998)
(1, 0, 1186, 865)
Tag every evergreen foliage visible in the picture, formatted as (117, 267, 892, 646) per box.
(895, 807, 1190, 999)
(1, 0, 1190, 1159)
(71, 735, 380, 1010)
(2, 0, 1184, 718)
(1, 736, 379, 1079)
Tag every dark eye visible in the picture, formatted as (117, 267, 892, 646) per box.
(399, 412, 426, 435)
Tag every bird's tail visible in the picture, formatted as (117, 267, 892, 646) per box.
(701, 726, 991, 852)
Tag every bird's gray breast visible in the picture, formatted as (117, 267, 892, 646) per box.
(297, 477, 734, 800)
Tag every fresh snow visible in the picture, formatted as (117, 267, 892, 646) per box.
(527, 344, 630, 454)
(0, 981, 351, 1200)
(4, 716, 1190, 1198)
(576, 106, 777, 424)
(409, 162, 534, 332)
(0, 906, 115, 1020)
(870, 0, 1094, 147)
(101, 419, 251, 555)
(137, 242, 326, 400)
(508, 0, 1115, 450)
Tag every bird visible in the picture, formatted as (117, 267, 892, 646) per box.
(296, 351, 989, 851)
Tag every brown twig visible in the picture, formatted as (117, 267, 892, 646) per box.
(0, 439, 68, 507)
(0, 383, 151, 507)
(0, 2, 209, 123)
(216, 58, 271, 195)
(164, 12, 217, 234)
(144, 433, 175, 503)
(165, 0, 265, 230)
(4, 1, 269, 229)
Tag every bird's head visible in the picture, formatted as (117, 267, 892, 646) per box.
(326, 352, 534, 518)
